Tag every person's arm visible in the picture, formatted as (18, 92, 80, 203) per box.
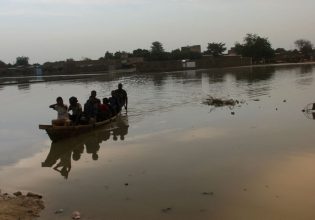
(49, 104, 56, 109)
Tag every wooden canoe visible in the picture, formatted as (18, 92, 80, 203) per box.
(39, 112, 121, 142)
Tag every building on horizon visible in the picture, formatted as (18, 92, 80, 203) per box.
(181, 45, 201, 53)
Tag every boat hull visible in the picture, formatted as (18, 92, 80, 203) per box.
(39, 113, 120, 142)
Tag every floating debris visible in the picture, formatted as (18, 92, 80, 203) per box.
(203, 96, 240, 107)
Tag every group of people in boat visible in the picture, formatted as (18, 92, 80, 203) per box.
(49, 83, 128, 126)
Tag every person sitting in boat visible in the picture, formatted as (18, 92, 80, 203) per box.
(116, 83, 128, 111)
(84, 90, 100, 123)
(49, 97, 70, 126)
(109, 90, 120, 115)
(68, 96, 83, 125)
(97, 98, 111, 121)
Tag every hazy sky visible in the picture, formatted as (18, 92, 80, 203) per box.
(1, 0, 314, 64)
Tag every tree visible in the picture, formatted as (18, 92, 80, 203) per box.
(151, 41, 164, 53)
(114, 51, 122, 59)
(82, 57, 91, 61)
(234, 34, 274, 62)
(104, 51, 114, 60)
(295, 39, 313, 59)
(133, 49, 150, 59)
(170, 49, 183, 60)
(15, 56, 29, 66)
(206, 42, 226, 57)
(66, 58, 74, 62)
(0, 60, 6, 68)
(150, 41, 168, 60)
(275, 48, 286, 54)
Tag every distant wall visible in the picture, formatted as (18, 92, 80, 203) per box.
(136, 60, 184, 72)
(42, 59, 121, 75)
(0, 66, 36, 76)
(136, 56, 252, 73)
(196, 56, 252, 69)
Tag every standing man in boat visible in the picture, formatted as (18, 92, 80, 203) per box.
(116, 83, 128, 111)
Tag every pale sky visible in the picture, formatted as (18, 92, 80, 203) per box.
(0, 0, 314, 64)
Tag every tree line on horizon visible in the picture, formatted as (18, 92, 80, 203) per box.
(0, 33, 314, 67)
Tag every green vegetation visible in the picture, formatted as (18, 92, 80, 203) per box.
(205, 42, 226, 57)
(0, 60, 6, 68)
(295, 39, 313, 59)
(150, 41, 168, 61)
(234, 34, 275, 63)
(132, 49, 150, 58)
(15, 56, 29, 66)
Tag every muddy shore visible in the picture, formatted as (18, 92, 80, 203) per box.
(0, 191, 44, 220)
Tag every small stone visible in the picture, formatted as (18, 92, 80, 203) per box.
(243, 188, 247, 192)
(72, 211, 81, 219)
(276, 108, 278, 111)
(55, 209, 64, 214)
(302, 109, 306, 112)
(283, 100, 287, 103)
(13, 191, 22, 196)
(254, 99, 260, 101)
(124, 183, 129, 186)
(26, 192, 42, 199)
(231, 112, 235, 115)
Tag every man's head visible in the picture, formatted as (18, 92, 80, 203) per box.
(103, 98, 109, 104)
(118, 83, 123, 89)
(91, 90, 97, 98)
(69, 96, 78, 105)
(56, 97, 63, 105)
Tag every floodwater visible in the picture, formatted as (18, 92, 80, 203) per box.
(1, 64, 315, 219)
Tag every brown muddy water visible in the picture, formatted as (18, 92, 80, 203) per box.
(1, 64, 315, 219)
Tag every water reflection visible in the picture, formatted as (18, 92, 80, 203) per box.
(303, 103, 315, 120)
(300, 65, 313, 75)
(41, 115, 129, 179)
(295, 65, 314, 87)
(234, 66, 275, 83)
(17, 82, 30, 90)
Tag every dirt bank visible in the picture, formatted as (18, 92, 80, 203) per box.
(0, 191, 44, 220)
